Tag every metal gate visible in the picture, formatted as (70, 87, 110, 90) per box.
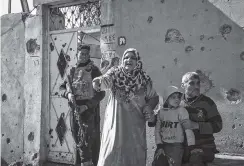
(47, 1, 101, 164)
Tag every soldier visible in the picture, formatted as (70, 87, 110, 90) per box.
(60, 45, 105, 166)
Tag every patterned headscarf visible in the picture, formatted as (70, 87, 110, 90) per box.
(106, 48, 152, 100)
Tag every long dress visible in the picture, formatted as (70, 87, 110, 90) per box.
(96, 73, 158, 166)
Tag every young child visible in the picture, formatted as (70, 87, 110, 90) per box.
(153, 86, 195, 166)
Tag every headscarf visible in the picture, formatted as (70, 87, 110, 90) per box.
(106, 48, 152, 101)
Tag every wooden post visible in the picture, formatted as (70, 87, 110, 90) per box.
(8, 0, 11, 13)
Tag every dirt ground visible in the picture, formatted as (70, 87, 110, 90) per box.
(44, 158, 244, 166)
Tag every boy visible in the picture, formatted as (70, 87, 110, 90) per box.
(153, 86, 195, 166)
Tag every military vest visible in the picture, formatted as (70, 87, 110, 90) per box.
(71, 66, 94, 100)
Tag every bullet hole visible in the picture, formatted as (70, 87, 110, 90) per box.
(26, 164, 33, 166)
(47, 144, 49, 148)
(15, 124, 18, 126)
(224, 88, 242, 104)
(49, 129, 53, 135)
(65, 54, 71, 61)
(208, 36, 214, 40)
(161, 0, 165, 3)
(173, 58, 178, 65)
(54, 92, 58, 95)
(232, 124, 236, 129)
(239, 124, 242, 127)
(2, 134, 4, 137)
(193, 14, 197, 18)
(240, 144, 243, 148)
(59, 152, 62, 156)
(240, 52, 244, 61)
(185, 46, 194, 53)
(11, 150, 14, 153)
(152, 146, 155, 149)
(59, 20, 63, 24)
(15, 62, 17, 64)
(2, 94, 7, 102)
(202, 0, 205, 3)
(200, 35, 205, 41)
(23, 152, 26, 154)
(18, 96, 20, 99)
(205, 9, 208, 12)
(26, 39, 40, 55)
(7, 138, 11, 144)
(52, 144, 55, 147)
(219, 24, 232, 36)
(62, 43, 67, 48)
(196, 70, 214, 93)
(32, 153, 38, 160)
(165, 29, 185, 43)
(28, 132, 34, 141)
(17, 146, 19, 148)
(162, 66, 165, 70)
(70, 48, 72, 51)
(54, 37, 57, 40)
(51, 136, 53, 139)
(50, 43, 54, 52)
(147, 16, 153, 24)
(201, 47, 205, 51)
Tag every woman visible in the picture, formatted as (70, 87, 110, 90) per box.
(93, 48, 159, 166)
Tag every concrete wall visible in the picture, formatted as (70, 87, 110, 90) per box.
(209, 0, 244, 28)
(1, 13, 26, 164)
(1, 13, 45, 165)
(110, 0, 244, 164)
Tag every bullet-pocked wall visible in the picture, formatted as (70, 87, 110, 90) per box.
(1, 13, 44, 165)
(1, 13, 25, 164)
(113, 0, 244, 164)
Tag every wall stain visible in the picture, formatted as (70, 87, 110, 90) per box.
(28, 132, 34, 141)
(6, 138, 11, 144)
(147, 16, 153, 24)
(161, 0, 165, 3)
(219, 24, 232, 36)
(50, 43, 54, 52)
(2, 94, 7, 102)
(219, 24, 232, 40)
(224, 88, 242, 104)
(165, 29, 185, 43)
(26, 39, 40, 55)
(173, 58, 178, 65)
(200, 35, 205, 41)
(49, 129, 53, 135)
(240, 52, 244, 61)
(185, 46, 194, 53)
(196, 70, 214, 93)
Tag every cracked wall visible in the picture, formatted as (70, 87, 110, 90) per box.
(112, 0, 244, 164)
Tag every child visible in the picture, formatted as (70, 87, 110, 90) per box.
(153, 86, 195, 166)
